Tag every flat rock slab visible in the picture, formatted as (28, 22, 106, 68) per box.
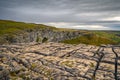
(0, 42, 120, 80)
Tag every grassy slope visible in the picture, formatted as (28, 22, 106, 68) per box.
(61, 31, 120, 46)
(0, 20, 120, 45)
(0, 20, 59, 44)
(93, 31, 120, 43)
(0, 20, 79, 35)
(0, 20, 58, 36)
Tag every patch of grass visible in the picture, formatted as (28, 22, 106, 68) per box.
(30, 63, 37, 69)
(10, 72, 17, 76)
(36, 36, 42, 42)
(61, 33, 117, 46)
(93, 31, 120, 43)
(60, 60, 74, 67)
(90, 62, 95, 68)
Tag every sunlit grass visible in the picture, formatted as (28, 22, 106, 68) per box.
(0, 20, 57, 36)
(61, 33, 118, 46)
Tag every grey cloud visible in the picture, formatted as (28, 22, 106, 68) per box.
(0, 0, 120, 30)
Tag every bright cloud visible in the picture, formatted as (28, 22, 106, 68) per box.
(73, 25, 109, 30)
(102, 16, 120, 21)
(45, 22, 110, 30)
(0, 0, 120, 30)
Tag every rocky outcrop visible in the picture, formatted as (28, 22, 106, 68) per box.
(1, 28, 83, 44)
(0, 42, 120, 80)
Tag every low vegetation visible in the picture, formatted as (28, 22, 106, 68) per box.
(60, 60, 75, 67)
(0, 19, 120, 45)
(93, 31, 120, 43)
(0, 20, 57, 36)
(61, 33, 119, 45)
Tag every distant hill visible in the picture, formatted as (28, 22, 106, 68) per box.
(0, 19, 120, 45)
(0, 20, 82, 44)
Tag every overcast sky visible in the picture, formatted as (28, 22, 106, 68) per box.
(0, 0, 120, 30)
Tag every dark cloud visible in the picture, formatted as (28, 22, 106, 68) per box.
(0, 0, 120, 30)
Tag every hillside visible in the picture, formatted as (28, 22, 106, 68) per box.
(0, 20, 83, 44)
(0, 20, 120, 45)
(0, 20, 57, 35)
(61, 33, 120, 46)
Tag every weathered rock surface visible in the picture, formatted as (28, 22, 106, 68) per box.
(1, 29, 83, 44)
(0, 42, 120, 80)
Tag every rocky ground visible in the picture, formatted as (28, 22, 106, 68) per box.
(0, 42, 120, 80)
